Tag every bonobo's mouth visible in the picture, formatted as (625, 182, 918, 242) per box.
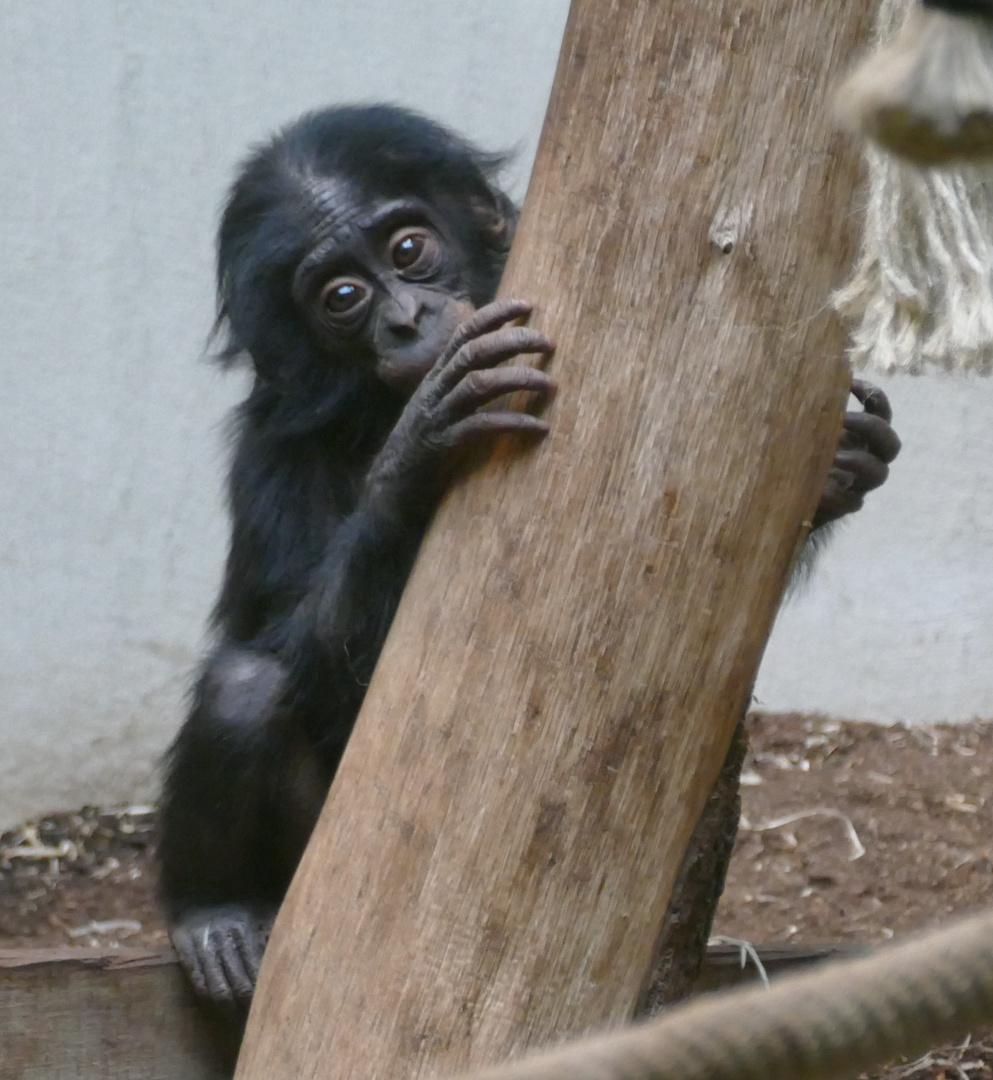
(375, 344, 444, 395)
(375, 300, 467, 395)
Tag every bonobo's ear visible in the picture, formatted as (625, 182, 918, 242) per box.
(470, 190, 518, 253)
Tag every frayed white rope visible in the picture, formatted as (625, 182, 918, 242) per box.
(835, 0, 993, 374)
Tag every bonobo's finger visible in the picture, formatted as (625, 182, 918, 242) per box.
(850, 378, 893, 423)
(217, 934, 256, 1004)
(201, 945, 240, 1006)
(825, 465, 854, 492)
(833, 448, 889, 493)
(436, 299, 534, 368)
(256, 913, 274, 953)
(441, 410, 550, 449)
(440, 366, 556, 420)
(842, 410, 902, 464)
(435, 325, 555, 395)
(235, 919, 267, 984)
(813, 470, 865, 528)
(814, 489, 865, 528)
(171, 928, 211, 999)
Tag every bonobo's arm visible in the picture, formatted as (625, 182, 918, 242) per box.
(281, 300, 555, 695)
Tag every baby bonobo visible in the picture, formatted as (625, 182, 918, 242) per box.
(158, 104, 901, 1011)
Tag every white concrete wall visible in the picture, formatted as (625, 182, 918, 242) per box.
(757, 374, 993, 725)
(1, 2, 990, 830)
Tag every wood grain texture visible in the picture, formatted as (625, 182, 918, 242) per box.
(0, 949, 238, 1080)
(236, 2, 871, 1078)
(0, 944, 862, 1080)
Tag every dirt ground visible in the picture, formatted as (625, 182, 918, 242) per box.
(3, 712, 993, 1078)
(717, 713, 993, 947)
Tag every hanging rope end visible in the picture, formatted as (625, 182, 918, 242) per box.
(835, 3, 993, 166)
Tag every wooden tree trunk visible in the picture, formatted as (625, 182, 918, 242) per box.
(235, 2, 870, 1078)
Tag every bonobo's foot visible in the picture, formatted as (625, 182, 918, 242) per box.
(170, 905, 275, 1011)
(813, 378, 901, 530)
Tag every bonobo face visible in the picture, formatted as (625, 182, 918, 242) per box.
(292, 181, 474, 395)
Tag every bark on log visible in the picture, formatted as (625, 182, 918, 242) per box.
(235, 1, 870, 1077)
(637, 721, 748, 1012)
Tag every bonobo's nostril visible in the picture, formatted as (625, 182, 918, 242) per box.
(385, 292, 422, 332)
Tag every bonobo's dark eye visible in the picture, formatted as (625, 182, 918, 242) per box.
(389, 227, 441, 278)
(318, 277, 371, 327)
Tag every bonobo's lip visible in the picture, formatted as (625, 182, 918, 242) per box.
(375, 347, 441, 393)
(375, 295, 473, 394)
